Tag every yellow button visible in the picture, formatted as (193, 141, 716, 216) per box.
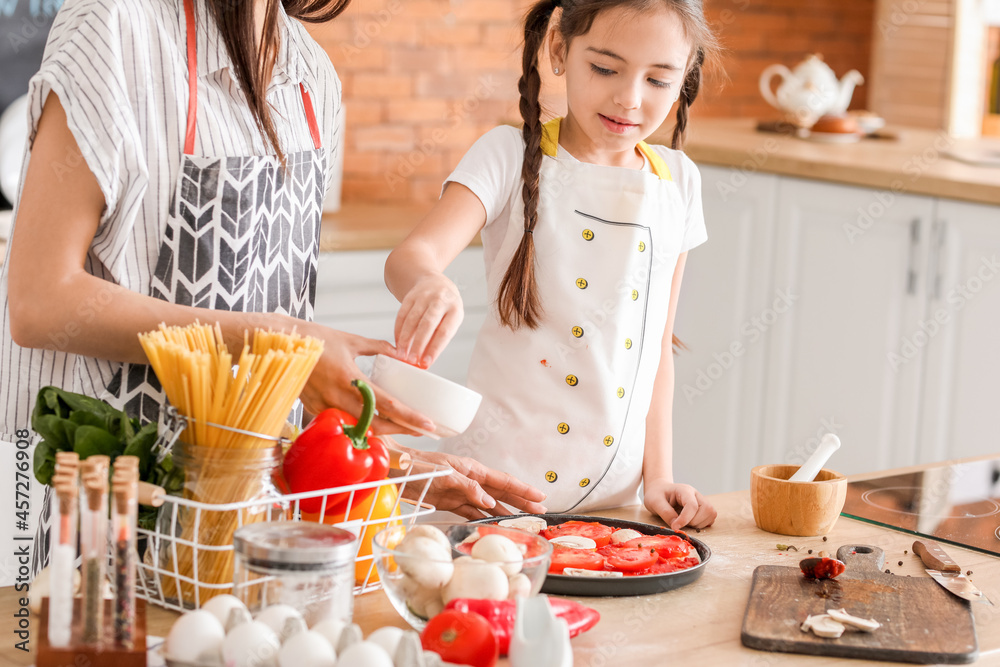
(582, 229, 594, 241)
(577, 278, 589, 290)
(579, 478, 591, 488)
(566, 375, 579, 387)
(545, 471, 558, 483)
(572, 326, 584, 338)
(625, 338, 632, 349)
(638, 241, 646, 252)
(557, 422, 570, 434)
(631, 289, 639, 301)
(603, 435, 614, 447)
(617, 387, 625, 399)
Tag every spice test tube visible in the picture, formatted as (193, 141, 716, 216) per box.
(112, 457, 139, 648)
(79, 456, 109, 645)
(48, 453, 80, 648)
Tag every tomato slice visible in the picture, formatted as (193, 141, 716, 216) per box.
(549, 548, 606, 574)
(542, 521, 614, 548)
(475, 523, 548, 559)
(623, 534, 691, 560)
(631, 555, 701, 576)
(602, 547, 659, 572)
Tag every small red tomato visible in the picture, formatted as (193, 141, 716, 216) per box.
(800, 557, 846, 579)
(421, 610, 499, 667)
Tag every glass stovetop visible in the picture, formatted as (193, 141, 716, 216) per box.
(842, 457, 1000, 557)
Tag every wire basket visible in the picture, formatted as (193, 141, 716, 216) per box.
(131, 407, 452, 613)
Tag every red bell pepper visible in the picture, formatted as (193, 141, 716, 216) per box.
(444, 597, 600, 656)
(281, 379, 390, 515)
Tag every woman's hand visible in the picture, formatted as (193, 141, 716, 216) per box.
(393, 273, 464, 369)
(296, 322, 434, 436)
(643, 478, 717, 531)
(389, 442, 548, 520)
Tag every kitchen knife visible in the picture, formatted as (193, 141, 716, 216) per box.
(913, 540, 993, 605)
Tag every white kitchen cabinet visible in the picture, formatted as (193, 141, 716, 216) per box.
(918, 200, 1000, 463)
(313, 247, 489, 450)
(671, 166, 779, 495)
(761, 178, 935, 476)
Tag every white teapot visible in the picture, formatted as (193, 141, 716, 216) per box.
(759, 54, 864, 128)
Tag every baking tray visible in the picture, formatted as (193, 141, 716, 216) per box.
(469, 513, 711, 597)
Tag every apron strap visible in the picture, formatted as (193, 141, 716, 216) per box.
(183, 0, 198, 155)
(539, 117, 672, 181)
(299, 83, 323, 151)
(182, 0, 322, 154)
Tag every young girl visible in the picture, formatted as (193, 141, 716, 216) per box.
(385, 0, 718, 530)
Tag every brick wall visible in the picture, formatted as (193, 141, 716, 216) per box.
(306, 0, 875, 204)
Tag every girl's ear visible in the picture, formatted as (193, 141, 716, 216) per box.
(549, 29, 567, 74)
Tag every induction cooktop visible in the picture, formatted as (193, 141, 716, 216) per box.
(842, 457, 1000, 557)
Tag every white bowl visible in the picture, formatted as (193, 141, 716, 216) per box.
(368, 354, 482, 439)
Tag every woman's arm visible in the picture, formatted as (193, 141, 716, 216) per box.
(384, 182, 486, 368)
(641, 252, 717, 530)
(7, 93, 431, 434)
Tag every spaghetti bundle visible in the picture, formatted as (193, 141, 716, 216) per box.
(139, 323, 324, 445)
(139, 323, 324, 607)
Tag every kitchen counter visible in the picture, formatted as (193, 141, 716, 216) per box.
(2, 456, 998, 666)
(658, 118, 1000, 207)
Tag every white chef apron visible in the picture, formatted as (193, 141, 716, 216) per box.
(440, 118, 686, 513)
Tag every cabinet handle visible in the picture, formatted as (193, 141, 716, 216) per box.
(932, 220, 947, 301)
(906, 218, 920, 296)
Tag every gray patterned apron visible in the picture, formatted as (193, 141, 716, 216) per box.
(32, 0, 326, 575)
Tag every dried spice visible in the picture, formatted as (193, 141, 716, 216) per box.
(82, 557, 103, 643)
(115, 538, 134, 647)
(776, 544, 799, 552)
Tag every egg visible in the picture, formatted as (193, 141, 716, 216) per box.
(278, 630, 336, 667)
(335, 641, 393, 667)
(311, 617, 348, 649)
(255, 604, 305, 641)
(164, 610, 225, 666)
(223, 621, 281, 667)
(201, 594, 248, 629)
(366, 626, 405, 657)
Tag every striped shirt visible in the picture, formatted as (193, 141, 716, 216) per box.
(0, 0, 341, 444)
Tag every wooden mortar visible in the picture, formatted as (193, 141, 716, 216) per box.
(750, 464, 847, 536)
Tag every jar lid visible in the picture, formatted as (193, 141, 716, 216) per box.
(233, 521, 357, 571)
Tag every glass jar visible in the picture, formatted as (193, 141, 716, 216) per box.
(233, 521, 357, 627)
(154, 439, 288, 609)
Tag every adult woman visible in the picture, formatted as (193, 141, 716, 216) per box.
(1, 0, 544, 571)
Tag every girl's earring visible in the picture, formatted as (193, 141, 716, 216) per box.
(554, 68, 560, 75)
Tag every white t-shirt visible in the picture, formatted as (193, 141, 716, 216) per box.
(444, 125, 707, 279)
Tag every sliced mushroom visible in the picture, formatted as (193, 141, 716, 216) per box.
(800, 614, 846, 638)
(549, 535, 597, 550)
(827, 608, 881, 632)
(498, 517, 548, 534)
(562, 568, 623, 578)
(609, 529, 644, 545)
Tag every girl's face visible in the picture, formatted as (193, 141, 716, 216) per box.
(552, 4, 692, 162)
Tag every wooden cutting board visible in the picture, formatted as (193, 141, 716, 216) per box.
(742, 545, 978, 664)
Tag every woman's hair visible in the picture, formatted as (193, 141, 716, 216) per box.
(497, 0, 718, 341)
(206, 0, 352, 163)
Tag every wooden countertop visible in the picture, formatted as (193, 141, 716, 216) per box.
(661, 118, 1000, 207)
(3, 457, 998, 666)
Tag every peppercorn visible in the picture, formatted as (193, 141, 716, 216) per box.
(822, 536, 828, 542)
(807, 549, 813, 554)
(885, 569, 891, 574)
(904, 550, 908, 555)
(967, 570, 973, 576)
(898, 561, 903, 566)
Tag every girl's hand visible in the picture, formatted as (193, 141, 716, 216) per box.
(388, 441, 548, 520)
(393, 273, 464, 369)
(297, 322, 435, 436)
(643, 478, 717, 531)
